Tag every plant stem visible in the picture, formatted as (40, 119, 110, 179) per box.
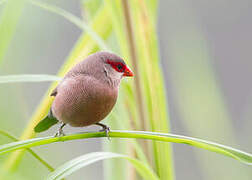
(1, 130, 251, 165)
(29, 0, 108, 51)
(0, 130, 54, 172)
(121, 0, 147, 131)
(121, 2, 149, 179)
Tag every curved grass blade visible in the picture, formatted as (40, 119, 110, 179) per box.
(0, 74, 61, 84)
(47, 152, 159, 180)
(0, 130, 54, 172)
(29, 0, 108, 50)
(0, 130, 251, 165)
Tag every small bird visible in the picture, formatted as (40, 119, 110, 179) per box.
(34, 51, 133, 136)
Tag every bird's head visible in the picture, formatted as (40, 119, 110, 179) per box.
(74, 51, 133, 87)
(101, 52, 133, 86)
(104, 55, 133, 77)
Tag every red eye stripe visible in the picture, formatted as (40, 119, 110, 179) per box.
(106, 59, 126, 73)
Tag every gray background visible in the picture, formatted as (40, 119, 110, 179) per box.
(0, 0, 251, 179)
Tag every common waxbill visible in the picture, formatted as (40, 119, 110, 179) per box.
(34, 51, 133, 136)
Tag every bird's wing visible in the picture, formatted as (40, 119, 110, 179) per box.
(34, 115, 58, 133)
(50, 87, 57, 96)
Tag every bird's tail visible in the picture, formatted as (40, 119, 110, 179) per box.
(34, 109, 59, 133)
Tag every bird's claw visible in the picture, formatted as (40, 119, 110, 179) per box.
(99, 125, 111, 140)
(54, 123, 66, 137)
(54, 129, 65, 137)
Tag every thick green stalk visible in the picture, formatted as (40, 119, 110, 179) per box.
(121, 0, 147, 132)
(103, 1, 148, 179)
(0, 130, 251, 165)
(120, 2, 149, 179)
(129, 0, 175, 179)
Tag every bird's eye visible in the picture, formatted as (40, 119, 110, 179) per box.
(117, 64, 123, 70)
(106, 59, 125, 73)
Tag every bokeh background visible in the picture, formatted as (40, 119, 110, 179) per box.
(0, 0, 251, 179)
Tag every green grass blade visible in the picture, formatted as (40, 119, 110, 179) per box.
(0, 0, 26, 64)
(47, 152, 159, 180)
(0, 130, 54, 172)
(81, 0, 102, 20)
(0, 130, 251, 165)
(128, 1, 175, 178)
(29, 0, 108, 50)
(0, 74, 61, 84)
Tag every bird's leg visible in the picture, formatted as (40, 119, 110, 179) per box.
(54, 122, 66, 137)
(95, 122, 110, 139)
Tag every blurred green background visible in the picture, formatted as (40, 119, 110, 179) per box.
(0, 0, 251, 179)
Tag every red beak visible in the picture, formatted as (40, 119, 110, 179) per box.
(123, 66, 134, 77)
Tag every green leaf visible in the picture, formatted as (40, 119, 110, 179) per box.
(104, 1, 175, 179)
(29, 0, 108, 51)
(0, 130, 251, 165)
(47, 152, 159, 180)
(34, 115, 59, 133)
(81, 0, 102, 20)
(0, 130, 54, 172)
(0, 74, 61, 84)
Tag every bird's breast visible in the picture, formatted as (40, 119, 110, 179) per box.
(52, 76, 118, 127)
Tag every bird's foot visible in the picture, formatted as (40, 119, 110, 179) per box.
(101, 126, 110, 140)
(54, 129, 65, 137)
(96, 123, 111, 140)
(54, 123, 66, 137)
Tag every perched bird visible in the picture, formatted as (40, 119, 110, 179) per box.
(34, 51, 133, 136)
